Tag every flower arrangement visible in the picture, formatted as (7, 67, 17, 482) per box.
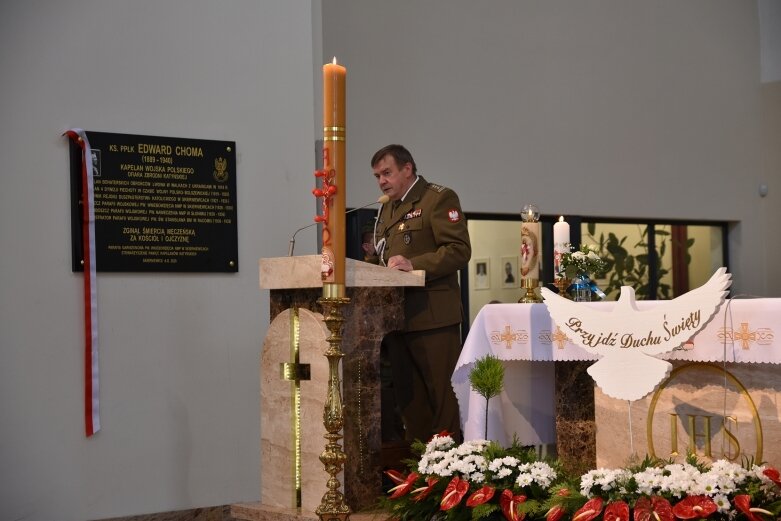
(380, 434, 781, 521)
(558, 244, 608, 280)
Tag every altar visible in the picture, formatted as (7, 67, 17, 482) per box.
(452, 298, 781, 467)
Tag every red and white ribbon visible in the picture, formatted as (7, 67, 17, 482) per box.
(65, 128, 100, 436)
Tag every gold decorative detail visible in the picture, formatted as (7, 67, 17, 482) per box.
(316, 287, 352, 521)
(519, 277, 541, 303)
(553, 278, 572, 299)
(490, 325, 528, 348)
(280, 308, 306, 507)
(322, 283, 346, 299)
(213, 157, 229, 182)
(323, 136, 346, 142)
(647, 363, 763, 463)
(356, 352, 366, 476)
(717, 322, 775, 350)
(323, 126, 346, 132)
(551, 326, 570, 349)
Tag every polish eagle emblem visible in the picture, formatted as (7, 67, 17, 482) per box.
(540, 268, 732, 401)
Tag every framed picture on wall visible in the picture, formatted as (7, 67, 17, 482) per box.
(501, 255, 519, 288)
(474, 258, 490, 290)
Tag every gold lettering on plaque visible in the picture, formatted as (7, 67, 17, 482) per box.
(687, 415, 712, 458)
(647, 363, 763, 463)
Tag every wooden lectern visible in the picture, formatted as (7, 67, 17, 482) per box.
(254, 255, 424, 517)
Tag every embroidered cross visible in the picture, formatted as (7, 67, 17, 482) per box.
(734, 322, 757, 350)
(551, 326, 570, 349)
(491, 325, 528, 349)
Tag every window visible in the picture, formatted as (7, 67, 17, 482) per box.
(463, 214, 728, 323)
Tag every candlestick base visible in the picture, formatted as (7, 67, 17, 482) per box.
(519, 278, 542, 303)
(316, 286, 352, 521)
(554, 277, 572, 299)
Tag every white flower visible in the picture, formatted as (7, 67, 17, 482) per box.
(580, 468, 629, 497)
(712, 493, 731, 513)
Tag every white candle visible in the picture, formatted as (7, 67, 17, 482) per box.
(553, 216, 570, 279)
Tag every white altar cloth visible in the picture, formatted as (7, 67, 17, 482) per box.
(452, 298, 780, 445)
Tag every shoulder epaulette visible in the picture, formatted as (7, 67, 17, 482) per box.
(426, 182, 447, 193)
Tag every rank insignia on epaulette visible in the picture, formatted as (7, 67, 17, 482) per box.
(427, 183, 446, 193)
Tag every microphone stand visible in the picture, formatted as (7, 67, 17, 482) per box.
(287, 195, 389, 256)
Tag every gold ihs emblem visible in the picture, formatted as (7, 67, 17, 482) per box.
(213, 157, 229, 182)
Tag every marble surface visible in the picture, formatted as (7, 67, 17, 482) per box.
(259, 256, 424, 289)
(554, 361, 596, 476)
(596, 361, 781, 468)
(98, 505, 231, 521)
(231, 502, 390, 521)
(261, 308, 331, 513)
(265, 286, 405, 512)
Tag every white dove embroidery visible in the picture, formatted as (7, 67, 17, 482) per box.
(540, 267, 732, 401)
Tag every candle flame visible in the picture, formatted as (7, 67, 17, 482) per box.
(558, 215, 564, 222)
(332, 56, 338, 64)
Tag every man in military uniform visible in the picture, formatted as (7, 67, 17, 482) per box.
(370, 144, 471, 442)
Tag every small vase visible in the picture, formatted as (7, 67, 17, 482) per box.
(571, 274, 592, 302)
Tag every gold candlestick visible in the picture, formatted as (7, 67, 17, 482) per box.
(316, 283, 351, 521)
(519, 277, 541, 303)
(554, 277, 572, 299)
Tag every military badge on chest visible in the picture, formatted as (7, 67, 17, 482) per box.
(401, 208, 422, 246)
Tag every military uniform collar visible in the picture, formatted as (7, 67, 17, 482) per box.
(389, 176, 427, 226)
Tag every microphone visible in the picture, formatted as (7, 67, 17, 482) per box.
(287, 194, 390, 256)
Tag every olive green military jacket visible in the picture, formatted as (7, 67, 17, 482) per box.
(372, 176, 471, 332)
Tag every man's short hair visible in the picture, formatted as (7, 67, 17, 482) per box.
(371, 144, 417, 176)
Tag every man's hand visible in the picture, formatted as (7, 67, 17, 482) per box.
(387, 255, 413, 271)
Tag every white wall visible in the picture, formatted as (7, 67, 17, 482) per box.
(0, 1, 317, 520)
(324, 0, 778, 297)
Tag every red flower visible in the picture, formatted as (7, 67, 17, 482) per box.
(500, 489, 528, 521)
(384, 469, 406, 485)
(431, 430, 453, 441)
(763, 467, 781, 487)
(671, 495, 717, 519)
(573, 497, 604, 521)
(387, 471, 419, 499)
(466, 485, 496, 507)
(734, 494, 773, 521)
(544, 488, 572, 521)
(633, 496, 674, 521)
(411, 476, 439, 502)
(440, 476, 470, 510)
(545, 505, 566, 521)
(603, 501, 629, 521)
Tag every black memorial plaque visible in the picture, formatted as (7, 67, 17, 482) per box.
(70, 131, 238, 272)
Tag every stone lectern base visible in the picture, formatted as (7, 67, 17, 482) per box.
(230, 502, 390, 521)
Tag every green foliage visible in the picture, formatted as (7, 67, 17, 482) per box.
(583, 222, 695, 301)
(469, 355, 505, 400)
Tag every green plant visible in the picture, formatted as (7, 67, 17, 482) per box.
(582, 223, 694, 301)
(468, 355, 505, 440)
